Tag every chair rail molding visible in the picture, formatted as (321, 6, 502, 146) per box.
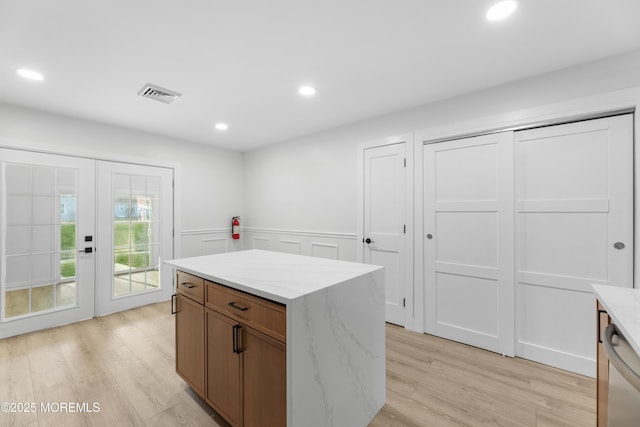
(242, 227, 357, 240)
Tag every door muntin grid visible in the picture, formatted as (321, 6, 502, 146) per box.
(2, 163, 79, 320)
(112, 173, 161, 298)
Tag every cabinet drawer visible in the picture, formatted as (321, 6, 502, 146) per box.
(206, 281, 286, 343)
(176, 271, 205, 304)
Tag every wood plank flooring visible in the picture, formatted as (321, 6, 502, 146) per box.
(376, 324, 595, 427)
(0, 301, 595, 426)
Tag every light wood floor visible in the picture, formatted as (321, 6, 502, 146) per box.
(374, 324, 595, 427)
(0, 301, 595, 427)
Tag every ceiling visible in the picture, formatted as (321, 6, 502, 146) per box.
(2, 1, 640, 152)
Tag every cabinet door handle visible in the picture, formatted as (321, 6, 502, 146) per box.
(232, 324, 243, 354)
(228, 302, 248, 311)
(171, 294, 177, 315)
(180, 282, 195, 289)
(232, 325, 237, 353)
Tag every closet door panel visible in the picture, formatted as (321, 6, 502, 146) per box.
(515, 114, 633, 377)
(424, 132, 515, 356)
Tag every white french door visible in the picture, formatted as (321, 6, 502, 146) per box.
(0, 149, 96, 338)
(0, 148, 175, 337)
(96, 161, 174, 315)
(423, 132, 515, 355)
(363, 141, 411, 326)
(514, 114, 633, 376)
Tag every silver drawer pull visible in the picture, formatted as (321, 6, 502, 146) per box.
(228, 302, 248, 312)
(180, 282, 196, 289)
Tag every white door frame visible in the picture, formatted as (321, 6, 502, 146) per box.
(414, 87, 640, 336)
(357, 133, 416, 331)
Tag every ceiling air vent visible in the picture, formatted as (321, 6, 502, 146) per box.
(137, 83, 182, 104)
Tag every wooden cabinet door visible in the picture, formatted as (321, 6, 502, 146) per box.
(175, 294, 205, 397)
(242, 326, 286, 427)
(206, 309, 242, 426)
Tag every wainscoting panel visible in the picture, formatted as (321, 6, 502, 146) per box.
(181, 228, 359, 262)
(202, 237, 228, 255)
(180, 228, 241, 258)
(311, 243, 339, 260)
(253, 237, 270, 250)
(242, 228, 358, 261)
(279, 239, 302, 254)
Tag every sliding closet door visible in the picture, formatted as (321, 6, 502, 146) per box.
(424, 132, 514, 355)
(515, 114, 633, 376)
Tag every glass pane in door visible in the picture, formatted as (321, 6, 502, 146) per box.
(3, 164, 78, 319)
(112, 174, 161, 297)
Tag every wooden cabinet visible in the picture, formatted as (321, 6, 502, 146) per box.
(175, 270, 286, 427)
(206, 309, 242, 425)
(175, 292, 205, 398)
(206, 281, 286, 343)
(176, 270, 205, 303)
(242, 326, 286, 427)
(596, 301, 610, 427)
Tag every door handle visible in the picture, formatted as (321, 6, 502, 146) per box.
(614, 242, 626, 250)
(365, 238, 374, 244)
(78, 247, 93, 253)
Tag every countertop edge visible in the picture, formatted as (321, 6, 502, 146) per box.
(592, 284, 640, 356)
(166, 261, 292, 304)
(165, 252, 384, 305)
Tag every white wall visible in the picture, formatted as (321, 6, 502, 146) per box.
(3, 48, 640, 261)
(0, 102, 244, 258)
(243, 48, 640, 261)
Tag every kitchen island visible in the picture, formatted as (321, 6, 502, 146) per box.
(166, 249, 386, 427)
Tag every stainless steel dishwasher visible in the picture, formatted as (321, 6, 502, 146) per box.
(603, 323, 640, 426)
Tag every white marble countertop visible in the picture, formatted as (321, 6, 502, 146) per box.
(165, 249, 383, 304)
(592, 284, 640, 355)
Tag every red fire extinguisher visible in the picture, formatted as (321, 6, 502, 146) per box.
(232, 216, 240, 240)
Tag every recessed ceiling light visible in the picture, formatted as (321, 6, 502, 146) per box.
(298, 86, 317, 97)
(16, 68, 44, 81)
(486, 0, 518, 21)
(215, 123, 229, 131)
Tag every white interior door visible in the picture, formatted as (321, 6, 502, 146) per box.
(363, 142, 409, 326)
(96, 161, 173, 315)
(0, 149, 95, 338)
(424, 132, 515, 355)
(515, 114, 633, 376)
